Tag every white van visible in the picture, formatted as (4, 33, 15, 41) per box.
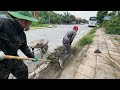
(88, 17, 97, 27)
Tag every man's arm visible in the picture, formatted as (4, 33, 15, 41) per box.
(70, 32, 76, 44)
(20, 42, 35, 58)
(20, 38, 35, 58)
(0, 19, 4, 32)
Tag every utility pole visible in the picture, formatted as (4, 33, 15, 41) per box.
(116, 11, 118, 16)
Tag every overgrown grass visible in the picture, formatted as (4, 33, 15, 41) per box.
(105, 27, 120, 35)
(32, 21, 52, 27)
(79, 34, 93, 46)
(88, 27, 97, 34)
(39, 24, 49, 27)
(73, 27, 98, 53)
(32, 22, 49, 27)
(79, 27, 97, 46)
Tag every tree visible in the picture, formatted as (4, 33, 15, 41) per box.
(76, 19, 82, 24)
(62, 12, 73, 24)
(108, 11, 116, 16)
(81, 19, 88, 23)
(32, 11, 77, 24)
(70, 15, 76, 22)
(32, 11, 40, 19)
(117, 11, 120, 17)
(97, 11, 108, 26)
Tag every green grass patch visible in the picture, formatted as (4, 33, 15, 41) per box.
(79, 34, 93, 46)
(31, 22, 49, 27)
(79, 27, 97, 46)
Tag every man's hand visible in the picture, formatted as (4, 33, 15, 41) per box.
(0, 51, 5, 61)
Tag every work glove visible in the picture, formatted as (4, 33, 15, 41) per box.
(0, 51, 5, 61)
(32, 57, 39, 62)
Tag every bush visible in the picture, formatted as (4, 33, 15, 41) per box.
(74, 27, 97, 47)
(31, 22, 49, 27)
(103, 16, 120, 35)
(31, 22, 40, 27)
(79, 35, 93, 46)
(88, 27, 98, 34)
(39, 24, 49, 27)
(105, 27, 120, 35)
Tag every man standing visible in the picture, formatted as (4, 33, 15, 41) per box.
(0, 11, 39, 79)
(59, 26, 78, 68)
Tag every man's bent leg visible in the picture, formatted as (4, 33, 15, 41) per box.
(62, 44, 72, 61)
(11, 60, 28, 79)
(59, 44, 71, 68)
(0, 63, 10, 79)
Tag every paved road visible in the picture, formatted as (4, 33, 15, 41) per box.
(9, 24, 92, 79)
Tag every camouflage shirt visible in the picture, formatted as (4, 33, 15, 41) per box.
(62, 30, 77, 45)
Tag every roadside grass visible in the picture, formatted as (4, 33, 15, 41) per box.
(31, 22, 49, 27)
(31, 23, 56, 29)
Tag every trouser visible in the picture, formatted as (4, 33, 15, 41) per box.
(60, 43, 72, 61)
(0, 59, 28, 79)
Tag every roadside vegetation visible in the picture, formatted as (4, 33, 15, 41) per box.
(30, 11, 88, 28)
(97, 11, 120, 35)
(103, 16, 120, 35)
(32, 22, 49, 27)
(0, 11, 88, 29)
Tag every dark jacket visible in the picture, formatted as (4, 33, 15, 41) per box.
(0, 18, 34, 59)
(62, 30, 77, 45)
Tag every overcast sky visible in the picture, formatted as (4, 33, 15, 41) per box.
(53, 11, 98, 20)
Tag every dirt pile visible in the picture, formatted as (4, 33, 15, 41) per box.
(47, 46, 78, 70)
(29, 45, 78, 79)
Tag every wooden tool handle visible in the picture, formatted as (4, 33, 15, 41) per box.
(4, 55, 34, 60)
(4, 55, 51, 62)
(101, 52, 120, 68)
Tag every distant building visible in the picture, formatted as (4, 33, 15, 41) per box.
(75, 17, 82, 20)
(32, 11, 40, 19)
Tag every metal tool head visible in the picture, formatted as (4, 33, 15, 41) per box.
(94, 49, 101, 53)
